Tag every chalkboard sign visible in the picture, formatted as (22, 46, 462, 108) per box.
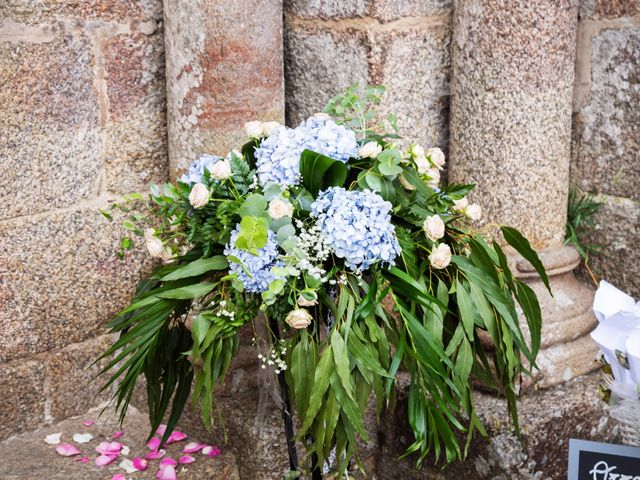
(568, 439, 640, 479)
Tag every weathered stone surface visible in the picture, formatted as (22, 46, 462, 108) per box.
(376, 374, 618, 479)
(449, 0, 579, 249)
(585, 195, 640, 298)
(45, 335, 116, 422)
(0, 359, 47, 439)
(285, 0, 451, 21)
(103, 29, 168, 194)
(580, 0, 640, 19)
(0, 207, 153, 362)
(0, 30, 100, 218)
(164, 0, 284, 179)
(0, 0, 162, 23)
(1, 404, 240, 479)
(572, 26, 640, 202)
(285, 22, 451, 147)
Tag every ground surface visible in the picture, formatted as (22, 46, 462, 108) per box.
(0, 404, 239, 480)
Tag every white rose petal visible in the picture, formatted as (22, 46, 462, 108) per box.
(73, 433, 93, 444)
(261, 121, 281, 136)
(424, 168, 440, 188)
(209, 159, 232, 180)
(423, 215, 445, 242)
(426, 147, 445, 170)
(414, 155, 431, 175)
(429, 244, 452, 270)
(44, 433, 62, 445)
(452, 198, 469, 212)
(188, 183, 210, 209)
(411, 145, 425, 158)
(244, 121, 264, 138)
(465, 203, 482, 221)
(398, 174, 415, 191)
(297, 295, 317, 307)
(358, 141, 383, 159)
(268, 198, 294, 219)
(285, 309, 313, 329)
(146, 236, 164, 258)
(160, 246, 175, 264)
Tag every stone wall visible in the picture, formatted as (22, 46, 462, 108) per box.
(572, 0, 640, 297)
(0, 0, 167, 439)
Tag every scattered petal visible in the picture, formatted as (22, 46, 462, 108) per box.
(56, 443, 81, 457)
(121, 445, 130, 456)
(113, 431, 125, 439)
(147, 437, 161, 451)
(119, 458, 137, 474)
(132, 457, 149, 471)
(159, 458, 177, 467)
(75, 457, 90, 464)
(145, 449, 166, 460)
(156, 465, 177, 480)
(166, 431, 187, 444)
(44, 433, 62, 445)
(96, 441, 122, 456)
(72, 433, 93, 444)
(155, 425, 167, 436)
(82, 420, 94, 427)
(95, 454, 118, 467)
(201, 445, 221, 457)
(179, 455, 196, 464)
(112, 474, 127, 480)
(182, 442, 205, 453)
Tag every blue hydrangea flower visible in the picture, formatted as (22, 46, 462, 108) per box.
(311, 187, 401, 271)
(254, 116, 359, 187)
(180, 154, 222, 184)
(224, 225, 284, 293)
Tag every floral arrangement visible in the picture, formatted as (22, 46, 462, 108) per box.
(99, 85, 549, 476)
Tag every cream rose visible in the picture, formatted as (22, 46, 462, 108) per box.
(424, 167, 440, 188)
(411, 145, 425, 158)
(426, 148, 445, 170)
(244, 121, 263, 138)
(209, 159, 232, 180)
(268, 198, 294, 219)
(423, 215, 445, 242)
(358, 141, 383, 159)
(261, 121, 281, 136)
(285, 309, 313, 329)
(159, 246, 175, 264)
(465, 203, 482, 221)
(414, 155, 430, 175)
(313, 112, 331, 121)
(297, 294, 318, 307)
(188, 183, 210, 208)
(398, 174, 415, 191)
(429, 243, 452, 269)
(452, 197, 469, 212)
(146, 235, 164, 258)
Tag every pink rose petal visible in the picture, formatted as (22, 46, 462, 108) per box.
(166, 430, 187, 444)
(201, 445, 221, 457)
(96, 441, 122, 456)
(179, 455, 196, 464)
(159, 457, 177, 467)
(113, 430, 124, 439)
(155, 424, 167, 436)
(156, 465, 177, 480)
(147, 437, 161, 451)
(95, 454, 118, 467)
(145, 449, 166, 460)
(75, 457, 90, 464)
(132, 457, 149, 471)
(112, 474, 126, 480)
(182, 442, 205, 453)
(56, 443, 81, 457)
(82, 419, 94, 427)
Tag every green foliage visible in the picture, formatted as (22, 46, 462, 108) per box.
(565, 187, 604, 260)
(299, 149, 349, 197)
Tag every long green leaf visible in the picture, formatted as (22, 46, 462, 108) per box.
(156, 282, 216, 299)
(299, 149, 348, 197)
(160, 256, 228, 281)
(501, 226, 550, 293)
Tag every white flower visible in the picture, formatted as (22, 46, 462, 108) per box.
(285, 309, 313, 329)
(465, 203, 482, 221)
(358, 141, 383, 159)
(209, 159, 232, 180)
(426, 148, 445, 170)
(160, 246, 175, 263)
(398, 174, 415, 191)
(244, 121, 264, 138)
(313, 112, 331, 120)
(146, 235, 164, 258)
(414, 155, 431, 175)
(411, 145, 425, 158)
(262, 121, 281, 136)
(429, 243, 452, 269)
(297, 294, 317, 307)
(188, 183, 210, 208)
(268, 198, 294, 219)
(423, 215, 445, 242)
(424, 167, 440, 188)
(452, 198, 469, 212)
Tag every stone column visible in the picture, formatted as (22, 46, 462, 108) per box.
(163, 0, 285, 179)
(448, 0, 598, 388)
